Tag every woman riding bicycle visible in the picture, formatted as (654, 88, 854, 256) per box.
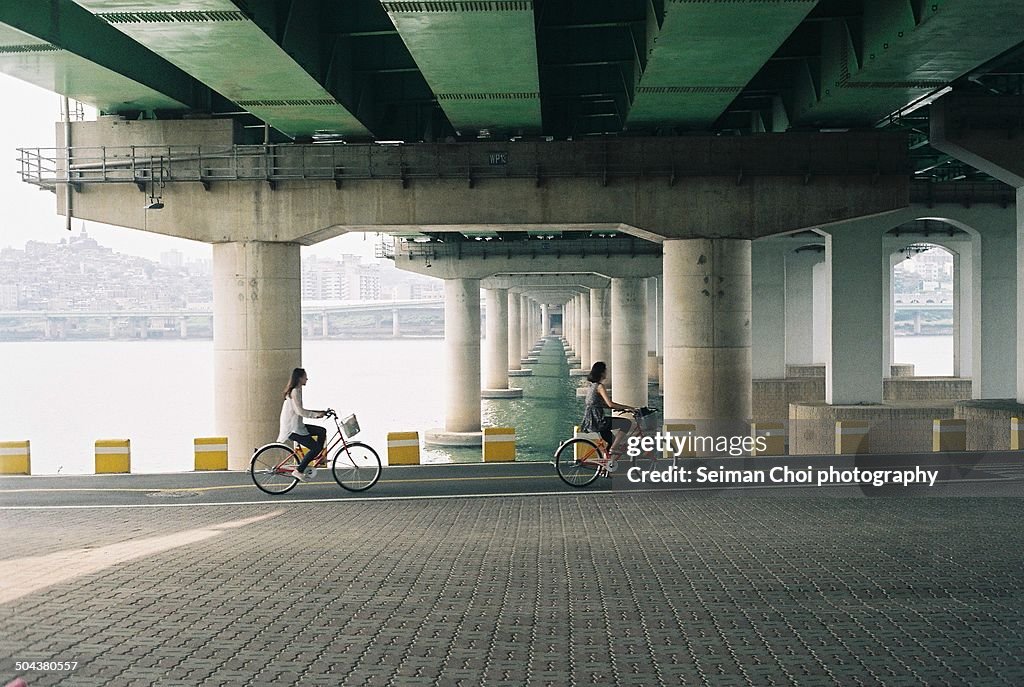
(580, 361, 634, 459)
(278, 367, 328, 481)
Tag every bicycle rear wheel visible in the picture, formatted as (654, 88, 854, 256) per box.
(555, 439, 602, 488)
(250, 444, 300, 495)
(331, 442, 382, 492)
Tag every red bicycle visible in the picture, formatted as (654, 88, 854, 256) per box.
(249, 409, 381, 495)
(554, 407, 660, 487)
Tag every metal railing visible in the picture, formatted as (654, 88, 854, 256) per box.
(17, 134, 910, 190)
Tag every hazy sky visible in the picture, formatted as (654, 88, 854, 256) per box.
(0, 73, 376, 262)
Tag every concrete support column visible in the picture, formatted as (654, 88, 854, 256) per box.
(213, 241, 301, 469)
(883, 251, 901, 373)
(564, 300, 573, 349)
(811, 260, 829, 364)
(179, 317, 187, 339)
(578, 291, 591, 369)
(752, 240, 787, 379)
(646, 277, 659, 383)
(541, 304, 550, 338)
(1019, 187, 1024, 403)
(656, 275, 664, 394)
(825, 228, 885, 404)
(482, 288, 520, 398)
(663, 239, 751, 433)
(611, 277, 649, 407)
(953, 249, 974, 378)
(520, 295, 531, 357)
(785, 248, 823, 366)
(392, 309, 400, 338)
(973, 217, 1018, 399)
(575, 294, 583, 354)
(442, 278, 481, 434)
(508, 291, 522, 370)
(321, 312, 329, 338)
(590, 287, 611, 371)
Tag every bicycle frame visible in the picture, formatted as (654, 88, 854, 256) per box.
(576, 409, 656, 467)
(275, 413, 352, 473)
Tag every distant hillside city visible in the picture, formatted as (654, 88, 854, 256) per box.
(0, 229, 444, 341)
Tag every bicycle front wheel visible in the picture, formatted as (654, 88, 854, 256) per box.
(331, 442, 382, 492)
(250, 444, 300, 495)
(555, 439, 602, 488)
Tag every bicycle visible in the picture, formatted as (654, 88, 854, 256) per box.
(554, 406, 660, 487)
(250, 409, 382, 495)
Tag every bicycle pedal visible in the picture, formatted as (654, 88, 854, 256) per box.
(605, 460, 618, 473)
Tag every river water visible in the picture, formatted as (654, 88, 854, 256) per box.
(0, 336, 952, 474)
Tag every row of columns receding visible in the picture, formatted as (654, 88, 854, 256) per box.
(214, 215, 1022, 465)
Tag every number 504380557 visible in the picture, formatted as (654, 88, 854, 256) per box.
(15, 661, 78, 671)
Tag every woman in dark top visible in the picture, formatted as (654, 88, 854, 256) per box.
(580, 361, 634, 457)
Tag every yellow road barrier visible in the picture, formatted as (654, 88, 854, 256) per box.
(835, 421, 869, 455)
(194, 437, 228, 471)
(387, 431, 421, 466)
(751, 423, 785, 457)
(483, 427, 516, 462)
(663, 423, 696, 460)
(0, 440, 30, 475)
(96, 439, 130, 474)
(932, 419, 966, 452)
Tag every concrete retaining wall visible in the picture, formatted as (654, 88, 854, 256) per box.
(754, 378, 825, 423)
(883, 378, 972, 401)
(789, 402, 955, 455)
(954, 399, 1024, 451)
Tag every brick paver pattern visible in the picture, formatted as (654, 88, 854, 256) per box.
(1, 494, 1022, 686)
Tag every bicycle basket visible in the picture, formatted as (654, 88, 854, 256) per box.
(638, 407, 659, 431)
(341, 413, 361, 438)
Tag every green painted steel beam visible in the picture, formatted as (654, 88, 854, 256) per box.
(0, 0, 203, 112)
(627, 0, 818, 129)
(793, 0, 1024, 126)
(383, 0, 541, 135)
(71, 0, 373, 139)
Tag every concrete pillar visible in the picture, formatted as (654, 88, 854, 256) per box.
(752, 240, 786, 379)
(825, 228, 885, 404)
(883, 251, 901, 372)
(482, 288, 519, 397)
(564, 300, 573, 349)
(108, 317, 116, 339)
(578, 290, 591, 369)
(443, 278, 481, 433)
(321, 311, 329, 338)
(392, 309, 400, 338)
(812, 260, 829, 364)
(507, 291, 522, 370)
(663, 239, 751, 433)
(590, 287, 611, 372)
(541, 304, 550, 338)
(784, 248, 822, 366)
(646, 277, 659, 383)
(139, 317, 148, 339)
(213, 241, 301, 469)
(574, 294, 583, 355)
(611, 277, 648, 407)
(656, 275, 664, 394)
(1019, 186, 1024, 403)
(179, 317, 188, 339)
(520, 295, 530, 357)
(973, 218, 1018, 399)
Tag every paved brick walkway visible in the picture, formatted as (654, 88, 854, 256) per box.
(1, 494, 1022, 685)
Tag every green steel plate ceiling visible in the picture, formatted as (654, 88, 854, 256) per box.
(627, 0, 818, 129)
(793, 0, 1024, 125)
(0, 23, 187, 112)
(71, 0, 372, 139)
(383, 1, 541, 135)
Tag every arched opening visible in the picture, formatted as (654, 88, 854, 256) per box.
(885, 220, 972, 378)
